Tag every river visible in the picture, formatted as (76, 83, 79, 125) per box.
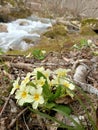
(0, 16, 54, 52)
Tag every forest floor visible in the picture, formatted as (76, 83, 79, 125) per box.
(0, 38, 98, 130)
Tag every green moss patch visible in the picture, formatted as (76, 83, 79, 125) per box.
(80, 26, 96, 35)
(43, 24, 67, 39)
(81, 19, 98, 26)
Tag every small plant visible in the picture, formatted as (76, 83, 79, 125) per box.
(73, 39, 92, 50)
(10, 67, 79, 129)
(10, 67, 97, 129)
(11, 67, 75, 108)
(32, 49, 46, 60)
(0, 48, 4, 55)
(92, 51, 98, 56)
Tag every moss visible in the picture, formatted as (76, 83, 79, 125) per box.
(7, 49, 26, 55)
(9, 8, 31, 19)
(81, 19, 98, 25)
(81, 18, 98, 30)
(80, 26, 96, 35)
(7, 34, 74, 55)
(43, 24, 67, 39)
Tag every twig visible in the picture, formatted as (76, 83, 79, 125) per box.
(34, 62, 66, 66)
(10, 62, 66, 71)
(10, 62, 33, 72)
(0, 55, 15, 62)
(0, 94, 11, 118)
(37, 114, 46, 130)
(73, 64, 98, 96)
(8, 107, 28, 129)
(23, 114, 30, 130)
(3, 70, 13, 80)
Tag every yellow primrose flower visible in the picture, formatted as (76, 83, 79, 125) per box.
(66, 89, 74, 98)
(47, 78, 52, 87)
(30, 87, 44, 109)
(51, 77, 60, 86)
(43, 69, 51, 78)
(15, 85, 32, 106)
(54, 68, 69, 77)
(60, 79, 75, 98)
(87, 39, 92, 45)
(41, 50, 46, 54)
(60, 79, 75, 90)
(36, 77, 46, 87)
(32, 67, 45, 76)
(10, 77, 20, 95)
(21, 72, 32, 85)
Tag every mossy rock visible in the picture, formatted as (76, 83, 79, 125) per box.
(43, 24, 67, 39)
(81, 18, 98, 30)
(80, 26, 96, 35)
(9, 8, 31, 20)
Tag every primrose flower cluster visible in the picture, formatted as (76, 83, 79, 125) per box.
(10, 67, 75, 109)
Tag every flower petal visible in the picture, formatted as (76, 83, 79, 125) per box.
(39, 96, 44, 104)
(29, 87, 36, 95)
(17, 99, 24, 106)
(37, 87, 43, 94)
(69, 84, 75, 90)
(32, 101, 38, 109)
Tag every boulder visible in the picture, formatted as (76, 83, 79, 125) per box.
(43, 24, 67, 39)
(0, 23, 8, 32)
(81, 18, 98, 35)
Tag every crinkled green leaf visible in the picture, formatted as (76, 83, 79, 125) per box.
(48, 85, 61, 102)
(53, 104, 72, 115)
(28, 107, 76, 130)
(32, 49, 45, 60)
(37, 71, 46, 80)
(45, 102, 56, 109)
(27, 81, 36, 87)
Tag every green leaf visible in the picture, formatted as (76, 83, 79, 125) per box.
(0, 48, 4, 55)
(53, 105, 84, 129)
(79, 39, 89, 48)
(53, 104, 72, 115)
(48, 85, 61, 102)
(27, 81, 36, 87)
(28, 107, 76, 129)
(29, 106, 84, 130)
(45, 102, 56, 109)
(37, 71, 46, 80)
(32, 49, 45, 60)
(74, 85, 97, 130)
(43, 83, 51, 99)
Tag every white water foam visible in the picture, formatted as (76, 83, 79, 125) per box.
(0, 18, 52, 52)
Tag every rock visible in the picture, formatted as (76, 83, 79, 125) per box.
(80, 26, 96, 35)
(0, 3, 31, 22)
(0, 24, 8, 32)
(26, 2, 42, 12)
(56, 18, 80, 33)
(43, 24, 67, 39)
(81, 18, 98, 36)
(0, 5, 11, 22)
(81, 19, 98, 29)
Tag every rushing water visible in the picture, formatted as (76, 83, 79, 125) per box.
(0, 16, 53, 52)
